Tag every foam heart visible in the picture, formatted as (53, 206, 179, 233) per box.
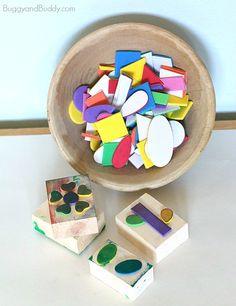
(56, 203, 71, 215)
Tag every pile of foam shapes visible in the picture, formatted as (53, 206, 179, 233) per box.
(68, 50, 192, 169)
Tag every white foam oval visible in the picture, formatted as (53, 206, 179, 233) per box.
(169, 120, 185, 148)
(120, 90, 148, 117)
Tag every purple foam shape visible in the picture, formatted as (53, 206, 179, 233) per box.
(150, 83, 164, 91)
(83, 104, 116, 123)
(131, 203, 171, 236)
(73, 85, 88, 112)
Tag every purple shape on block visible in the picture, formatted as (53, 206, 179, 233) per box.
(83, 104, 116, 123)
(131, 203, 171, 236)
(150, 83, 164, 91)
(73, 85, 88, 112)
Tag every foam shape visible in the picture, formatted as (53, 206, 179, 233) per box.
(85, 122, 96, 141)
(160, 208, 173, 224)
(141, 51, 153, 68)
(116, 193, 189, 263)
(136, 114, 151, 142)
(137, 139, 154, 169)
(120, 57, 146, 86)
(168, 94, 189, 107)
(152, 92, 169, 105)
(99, 64, 114, 71)
(77, 184, 92, 196)
(73, 85, 88, 112)
(126, 214, 145, 226)
(160, 76, 186, 92)
(131, 127, 137, 146)
(85, 91, 109, 108)
(142, 64, 163, 85)
(94, 145, 104, 164)
(129, 153, 144, 169)
(112, 74, 132, 109)
(45, 175, 98, 238)
(32, 201, 105, 255)
(146, 116, 173, 167)
(81, 133, 101, 140)
(145, 105, 180, 116)
(83, 104, 115, 123)
(96, 112, 112, 120)
(68, 101, 85, 125)
(152, 54, 173, 72)
(102, 142, 119, 166)
(166, 101, 193, 120)
(159, 65, 187, 81)
(112, 135, 132, 169)
(120, 90, 148, 117)
(132, 203, 171, 236)
(94, 112, 128, 143)
(126, 114, 136, 128)
(169, 120, 185, 148)
(90, 137, 101, 151)
(150, 83, 164, 91)
(89, 239, 153, 301)
(114, 50, 141, 78)
(88, 74, 110, 96)
(128, 82, 155, 114)
(108, 79, 118, 94)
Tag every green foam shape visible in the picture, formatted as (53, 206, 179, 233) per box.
(102, 142, 119, 166)
(152, 92, 169, 105)
(56, 203, 71, 215)
(33, 221, 45, 235)
(50, 190, 62, 202)
(77, 184, 91, 195)
(126, 214, 145, 227)
(115, 259, 142, 274)
(97, 242, 117, 266)
(75, 201, 90, 213)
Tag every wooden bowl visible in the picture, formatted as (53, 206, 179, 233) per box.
(48, 23, 215, 191)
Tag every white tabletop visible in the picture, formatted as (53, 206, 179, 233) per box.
(1, 130, 236, 306)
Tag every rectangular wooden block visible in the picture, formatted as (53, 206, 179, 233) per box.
(32, 201, 105, 254)
(116, 193, 189, 263)
(46, 175, 99, 239)
(89, 239, 153, 301)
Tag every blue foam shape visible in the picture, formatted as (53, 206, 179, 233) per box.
(115, 50, 141, 78)
(128, 82, 156, 114)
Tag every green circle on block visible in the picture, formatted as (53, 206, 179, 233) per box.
(50, 190, 62, 202)
(115, 259, 142, 275)
(97, 243, 117, 266)
(126, 214, 145, 227)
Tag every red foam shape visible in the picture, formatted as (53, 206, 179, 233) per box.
(112, 135, 132, 169)
(85, 91, 109, 108)
(142, 65, 164, 85)
(108, 79, 118, 94)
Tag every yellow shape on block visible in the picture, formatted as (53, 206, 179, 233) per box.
(120, 57, 146, 86)
(68, 101, 85, 124)
(99, 64, 114, 71)
(137, 139, 154, 169)
(94, 112, 128, 143)
(166, 101, 193, 120)
(168, 94, 189, 107)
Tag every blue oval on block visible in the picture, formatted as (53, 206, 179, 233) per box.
(115, 259, 142, 275)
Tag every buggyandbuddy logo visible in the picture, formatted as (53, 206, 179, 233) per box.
(1, 4, 76, 14)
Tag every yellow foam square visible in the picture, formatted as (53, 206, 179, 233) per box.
(94, 112, 128, 143)
(120, 58, 146, 86)
(166, 101, 193, 120)
(137, 139, 154, 169)
(168, 94, 189, 107)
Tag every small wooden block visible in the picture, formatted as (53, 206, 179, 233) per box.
(94, 112, 128, 143)
(152, 92, 169, 105)
(146, 116, 173, 167)
(112, 135, 132, 169)
(88, 74, 110, 96)
(32, 201, 105, 254)
(120, 57, 146, 86)
(68, 101, 85, 125)
(46, 175, 99, 238)
(166, 101, 193, 120)
(136, 114, 151, 142)
(152, 54, 173, 72)
(85, 91, 109, 107)
(121, 90, 148, 117)
(112, 74, 132, 109)
(115, 193, 188, 263)
(102, 142, 119, 166)
(89, 239, 153, 301)
(114, 50, 141, 78)
(169, 120, 185, 148)
(137, 139, 154, 169)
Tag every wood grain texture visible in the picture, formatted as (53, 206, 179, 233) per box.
(47, 22, 216, 191)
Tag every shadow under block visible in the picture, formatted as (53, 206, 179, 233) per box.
(32, 201, 105, 254)
(46, 175, 99, 239)
(89, 239, 153, 301)
(115, 193, 188, 263)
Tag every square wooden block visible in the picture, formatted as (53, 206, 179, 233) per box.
(116, 193, 188, 263)
(32, 201, 105, 254)
(89, 239, 153, 301)
(46, 174, 99, 238)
